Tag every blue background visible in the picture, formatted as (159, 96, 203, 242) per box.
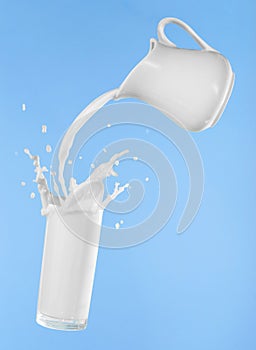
(1, 0, 255, 349)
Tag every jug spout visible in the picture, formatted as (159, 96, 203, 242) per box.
(115, 18, 234, 132)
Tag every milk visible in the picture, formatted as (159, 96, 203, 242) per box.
(37, 206, 103, 330)
(25, 147, 129, 330)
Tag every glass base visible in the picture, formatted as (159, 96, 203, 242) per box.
(36, 312, 87, 331)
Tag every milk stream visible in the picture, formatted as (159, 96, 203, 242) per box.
(57, 89, 119, 198)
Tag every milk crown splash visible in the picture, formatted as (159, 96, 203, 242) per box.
(25, 147, 129, 217)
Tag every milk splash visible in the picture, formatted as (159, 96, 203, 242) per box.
(24, 146, 129, 218)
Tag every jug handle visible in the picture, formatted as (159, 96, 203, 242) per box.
(157, 17, 217, 52)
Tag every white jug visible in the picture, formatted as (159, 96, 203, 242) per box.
(115, 18, 235, 131)
(57, 17, 235, 202)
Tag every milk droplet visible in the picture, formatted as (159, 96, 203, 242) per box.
(145, 177, 149, 182)
(22, 103, 26, 111)
(30, 192, 36, 199)
(107, 123, 111, 128)
(115, 222, 120, 230)
(79, 155, 83, 160)
(120, 220, 124, 225)
(41, 125, 47, 134)
(91, 163, 95, 169)
(24, 148, 33, 159)
(68, 159, 73, 165)
(103, 148, 107, 153)
(46, 145, 52, 153)
(114, 160, 119, 166)
(21, 181, 26, 187)
(133, 156, 138, 161)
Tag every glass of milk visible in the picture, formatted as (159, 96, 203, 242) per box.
(36, 204, 103, 331)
